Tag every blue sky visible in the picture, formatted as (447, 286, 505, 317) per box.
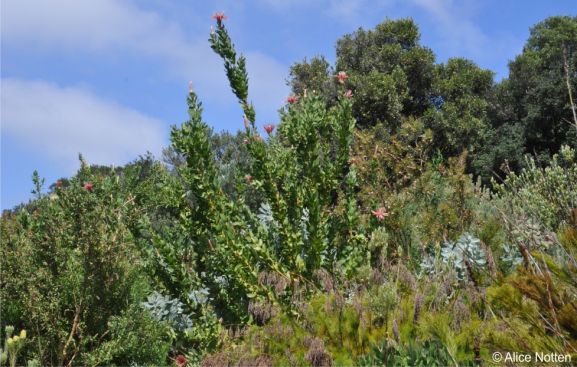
(1, 0, 575, 210)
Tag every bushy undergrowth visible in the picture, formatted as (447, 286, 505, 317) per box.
(201, 148, 577, 366)
(2, 13, 576, 367)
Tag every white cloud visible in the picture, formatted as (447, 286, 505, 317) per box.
(325, 0, 364, 23)
(1, 0, 195, 52)
(259, 0, 394, 24)
(409, 0, 488, 56)
(1, 0, 288, 117)
(408, 0, 520, 66)
(1, 78, 166, 169)
(259, 0, 513, 64)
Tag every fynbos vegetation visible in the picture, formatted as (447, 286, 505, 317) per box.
(2, 12, 576, 367)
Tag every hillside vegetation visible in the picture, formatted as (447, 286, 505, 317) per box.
(1, 14, 577, 367)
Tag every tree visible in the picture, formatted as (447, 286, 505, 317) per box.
(288, 56, 333, 100)
(505, 16, 577, 161)
(337, 19, 435, 119)
(336, 18, 436, 130)
(424, 58, 494, 158)
(471, 79, 526, 181)
(288, 18, 436, 131)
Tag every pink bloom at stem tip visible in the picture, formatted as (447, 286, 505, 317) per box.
(337, 71, 347, 84)
(264, 124, 275, 134)
(175, 355, 187, 367)
(245, 174, 253, 184)
(212, 11, 227, 21)
(287, 94, 298, 104)
(371, 207, 388, 221)
(344, 90, 353, 99)
(83, 183, 93, 192)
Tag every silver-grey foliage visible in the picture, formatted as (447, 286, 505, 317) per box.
(142, 291, 192, 332)
(420, 233, 486, 281)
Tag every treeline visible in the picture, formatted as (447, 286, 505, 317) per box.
(1, 15, 576, 367)
(288, 16, 577, 181)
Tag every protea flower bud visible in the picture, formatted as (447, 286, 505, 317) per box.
(212, 12, 227, 21)
(264, 124, 275, 134)
(175, 355, 187, 367)
(287, 94, 298, 104)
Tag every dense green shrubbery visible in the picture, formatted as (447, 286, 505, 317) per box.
(0, 158, 171, 366)
(202, 147, 577, 365)
(2, 12, 576, 367)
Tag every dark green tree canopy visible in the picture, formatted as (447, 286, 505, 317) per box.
(288, 56, 333, 97)
(425, 58, 494, 158)
(288, 18, 436, 131)
(336, 18, 436, 128)
(505, 16, 577, 159)
(288, 15, 577, 184)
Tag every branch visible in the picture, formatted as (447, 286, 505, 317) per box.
(62, 303, 81, 366)
(562, 46, 577, 135)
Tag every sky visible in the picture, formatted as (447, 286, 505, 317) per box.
(1, 0, 575, 210)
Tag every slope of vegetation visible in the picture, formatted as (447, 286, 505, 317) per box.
(1, 13, 576, 367)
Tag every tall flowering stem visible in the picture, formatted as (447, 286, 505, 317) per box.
(160, 13, 364, 328)
(209, 15, 289, 243)
(208, 15, 362, 274)
(209, 14, 256, 125)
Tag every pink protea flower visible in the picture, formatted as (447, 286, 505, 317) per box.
(245, 174, 253, 184)
(254, 134, 263, 142)
(287, 94, 298, 104)
(56, 180, 62, 188)
(212, 11, 227, 21)
(344, 90, 353, 99)
(371, 207, 388, 221)
(336, 71, 347, 84)
(174, 355, 187, 367)
(264, 124, 275, 134)
(83, 183, 93, 192)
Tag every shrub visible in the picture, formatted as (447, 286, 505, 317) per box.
(0, 159, 154, 366)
